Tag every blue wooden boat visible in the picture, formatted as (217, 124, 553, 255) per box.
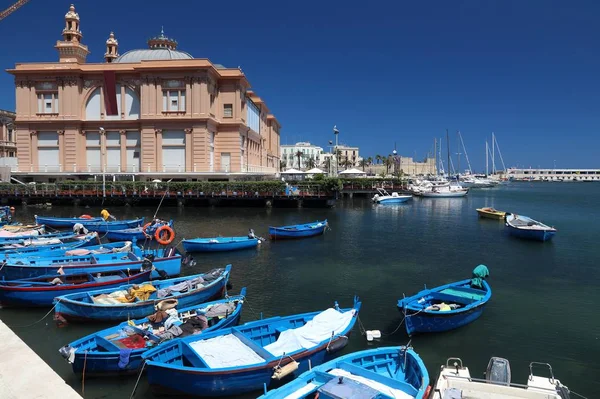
(0, 230, 78, 244)
(0, 232, 100, 254)
(33, 215, 104, 227)
(0, 247, 182, 280)
(259, 346, 430, 399)
(0, 267, 153, 307)
(54, 265, 231, 322)
(182, 236, 259, 252)
(269, 220, 328, 240)
(34, 215, 144, 232)
(397, 266, 491, 336)
(505, 213, 557, 242)
(2, 240, 133, 259)
(142, 297, 361, 396)
(59, 288, 247, 376)
(105, 220, 173, 242)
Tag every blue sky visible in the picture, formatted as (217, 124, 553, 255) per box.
(1, 0, 598, 171)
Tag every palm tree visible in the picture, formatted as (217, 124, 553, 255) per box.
(342, 159, 353, 170)
(324, 157, 332, 173)
(375, 154, 382, 165)
(384, 157, 392, 175)
(305, 157, 316, 170)
(359, 159, 368, 171)
(279, 160, 286, 171)
(295, 150, 303, 169)
(367, 157, 373, 166)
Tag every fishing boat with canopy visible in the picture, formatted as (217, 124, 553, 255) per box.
(142, 297, 361, 396)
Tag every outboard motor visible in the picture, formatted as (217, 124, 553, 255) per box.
(141, 257, 153, 271)
(486, 357, 511, 385)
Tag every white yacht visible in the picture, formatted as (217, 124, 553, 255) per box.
(432, 357, 571, 399)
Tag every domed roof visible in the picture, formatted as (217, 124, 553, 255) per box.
(115, 48, 193, 63)
(114, 28, 193, 63)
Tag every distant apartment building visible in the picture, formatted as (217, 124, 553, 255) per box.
(280, 142, 324, 169)
(7, 4, 280, 181)
(336, 145, 360, 168)
(368, 156, 436, 176)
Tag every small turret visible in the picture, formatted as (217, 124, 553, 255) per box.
(55, 4, 89, 63)
(104, 32, 119, 63)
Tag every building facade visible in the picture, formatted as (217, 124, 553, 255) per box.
(0, 110, 16, 158)
(280, 142, 324, 170)
(506, 168, 600, 182)
(8, 5, 280, 181)
(336, 145, 360, 168)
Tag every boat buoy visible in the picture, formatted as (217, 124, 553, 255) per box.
(80, 214, 93, 219)
(366, 330, 382, 341)
(272, 361, 299, 380)
(155, 225, 175, 245)
(326, 336, 349, 353)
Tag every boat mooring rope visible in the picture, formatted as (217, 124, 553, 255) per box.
(570, 390, 589, 399)
(82, 350, 88, 396)
(129, 360, 147, 399)
(9, 298, 61, 328)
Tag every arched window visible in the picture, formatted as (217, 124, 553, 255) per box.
(85, 85, 140, 120)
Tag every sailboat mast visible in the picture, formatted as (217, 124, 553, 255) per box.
(459, 131, 473, 174)
(492, 132, 496, 175)
(446, 129, 450, 178)
(494, 134, 506, 172)
(485, 141, 489, 176)
(456, 131, 461, 175)
(434, 138, 437, 175)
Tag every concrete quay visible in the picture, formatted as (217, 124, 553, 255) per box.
(0, 320, 82, 399)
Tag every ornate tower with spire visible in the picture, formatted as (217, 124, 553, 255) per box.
(55, 4, 89, 63)
(104, 32, 119, 63)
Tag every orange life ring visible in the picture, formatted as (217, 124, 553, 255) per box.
(155, 225, 175, 245)
(80, 214, 93, 219)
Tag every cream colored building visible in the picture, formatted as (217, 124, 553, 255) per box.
(7, 5, 280, 181)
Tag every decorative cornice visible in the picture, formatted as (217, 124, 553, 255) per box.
(119, 129, 127, 134)
(78, 128, 86, 135)
(57, 76, 79, 87)
(57, 130, 65, 135)
(30, 130, 37, 136)
(119, 78, 141, 88)
(184, 128, 192, 134)
(83, 79, 102, 89)
(155, 128, 162, 134)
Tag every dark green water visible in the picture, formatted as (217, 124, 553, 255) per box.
(1, 182, 599, 398)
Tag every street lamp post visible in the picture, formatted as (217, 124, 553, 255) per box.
(333, 125, 339, 176)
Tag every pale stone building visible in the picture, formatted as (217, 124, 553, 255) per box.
(7, 5, 280, 181)
(280, 142, 324, 170)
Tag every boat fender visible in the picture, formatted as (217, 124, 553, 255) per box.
(326, 335, 349, 353)
(366, 330, 381, 341)
(272, 361, 299, 380)
(58, 345, 76, 363)
(423, 385, 432, 398)
(80, 214, 93, 219)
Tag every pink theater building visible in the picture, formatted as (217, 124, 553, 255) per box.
(7, 5, 281, 182)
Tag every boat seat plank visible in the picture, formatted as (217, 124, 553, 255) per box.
(94, 336, 122, 352)
(440, 288, 486, 301)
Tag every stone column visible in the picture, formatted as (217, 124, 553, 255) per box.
(30, 131, 38, 172)
(184, 128, 193, 172)
(57, 130, 65, 172)
(120, 130, 127, 172)
(155, 129, 163, 172)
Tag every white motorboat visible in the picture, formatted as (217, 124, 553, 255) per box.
(433, 357, 572, 399)
(372, 188, 412, 204)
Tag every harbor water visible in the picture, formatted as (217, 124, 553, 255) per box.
(1, 182, 599, 398)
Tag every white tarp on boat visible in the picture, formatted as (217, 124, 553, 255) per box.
(189, 334, 264, 369)
(265, 308, 356, 357)
(329, 368, 414, 399)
